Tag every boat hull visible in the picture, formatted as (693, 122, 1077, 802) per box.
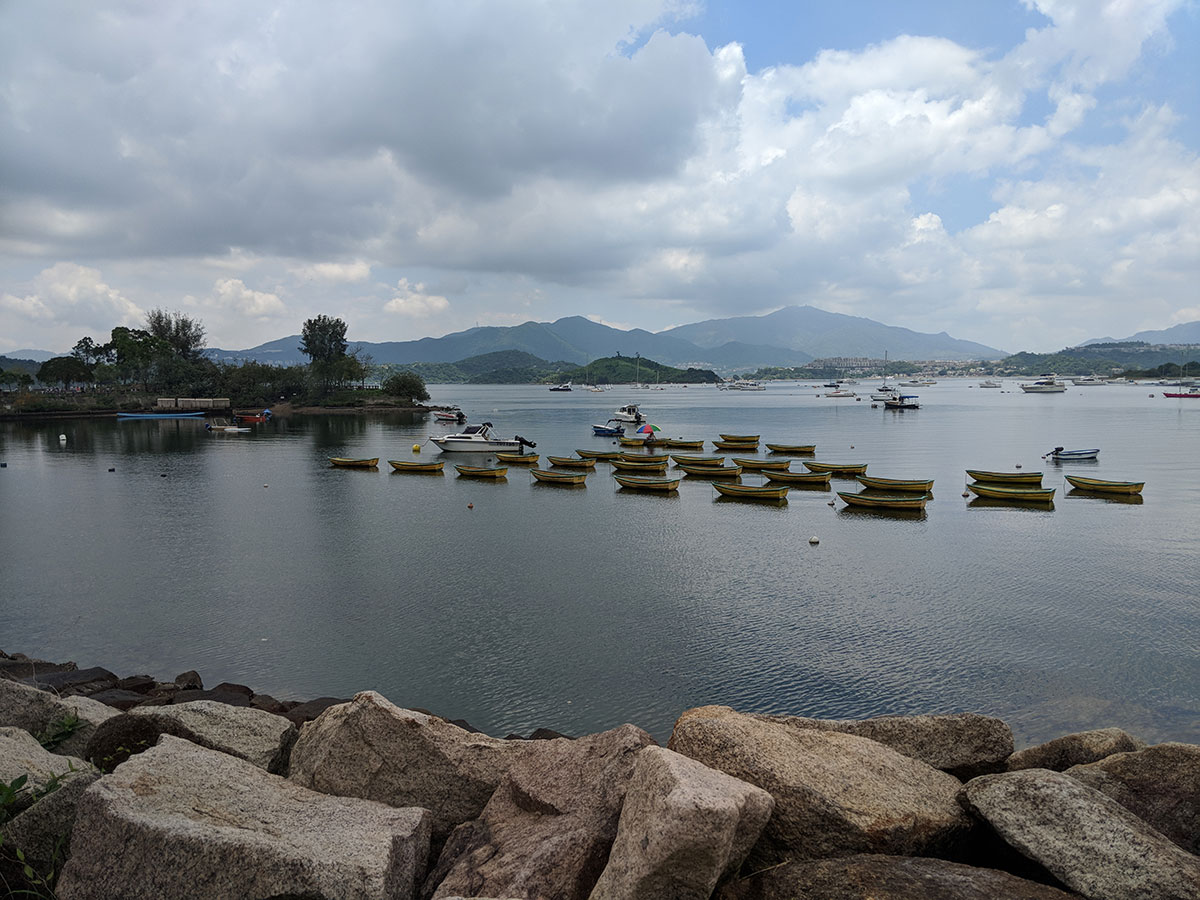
(575, 449, 621, 460)
(454, 465, 508, 478)
(613, 474, 679, 491)
(531, 469, 587, 484)
(802, 461, 868, 475)
(1064, 475, 1144, 494)
(762, 470, 831, 485)
(388, 460, 444, 473)
(764, 444, 816, 453)
(1047, 449, 1099, 461)
(662, 439, 705, 449)
(676, 463, 742, 477)
(838, 491, 928, 510)
(670, 455, 724, 466)
(856, 475, 934, 492)
(431, 438, 524, 452)
(611, 459, 668, 473)
(965, 470, 1043, 484)
(713, 483, 788, 501)
(546, 456, 596, 469)
(713, 440, 759, 450)
(719, 434, 760, 442)
(731, 457, 791, 470)
(117, 411, 206, 419)
(330, 457, 379, 468)
(967, 483, 1055, 502)
(495, 452, 539, 465)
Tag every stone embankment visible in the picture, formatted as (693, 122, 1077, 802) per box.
(1, 649, 1196, 900)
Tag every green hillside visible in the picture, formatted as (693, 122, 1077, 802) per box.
(995, 342, 1200, 375)
(560, 356, 718, 384)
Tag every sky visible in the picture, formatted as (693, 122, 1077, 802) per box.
(1, 1, 1197, 357)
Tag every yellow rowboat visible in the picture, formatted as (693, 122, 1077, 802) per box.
(662, 439, 705, 449)
(713, 482, 788, 501)
(613, 474, 680, 492)
(454, 464, 508, 478)
(965, 469, 1043, 484)
(1064, 475, 1144, 495)
(618, 435, 649, 446)
(546, 456, 596, 469)
(967, 483, 1055, 502)
(837, 491, 927, 511)
(387, 460, 444, 473)
(575, 449, 622, 460)
(763, 470, 832, 486)
(495, 452, 539, 465)
(670, 454, 725, 466)
(713, 440, 759, 450)
(676, 463, 742, 477)
(531, 468, 588, 485)
(330, 457, 379, 468)
(619, 452, 669, 463)
(856, 475, 934, 493)
(731, 457, 792, 471)
(719, 434, 760, 442)
(765, 443, 816, 453)
(611, 458, 669, 473)
(802, 461, 868, 475)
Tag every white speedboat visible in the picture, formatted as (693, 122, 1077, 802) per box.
(870, 384, 898, 400)
(429, 422, 536, 453)
(1071, 375, 1108, 386)
(726, 379, 766, 391)
(824, 389, 856, 398)
(611, 404, 644, 423)
(1020, 378, 1067, 393)
(978, 380, 1002, 388)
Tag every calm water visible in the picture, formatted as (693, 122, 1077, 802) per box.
(1, 382, 1197, 745)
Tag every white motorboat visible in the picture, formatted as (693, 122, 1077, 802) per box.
(824, 389, 857, 398)
(1020, 378, 1067, 393)
(1071, 375, 1108, 386)
(870, 384, 898, 400)
(429, 422, 536, 453)
(1045, 446, 1099, 461)
(726, 379, 766, 391)
(611, 404, 645, 423)
(978, 380, 1002, 388)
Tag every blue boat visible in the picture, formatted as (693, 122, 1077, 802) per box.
(592, 420, 625, 436)
(117, 411, 206, 419)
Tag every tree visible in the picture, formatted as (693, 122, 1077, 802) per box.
(71, 336, 109, 366)
(299, 315, 349, 365)
(37, 356, 93, 389)
(107, 327, 166, 390)
(146, 309, 207, 360)
(383, 371, 430, 404)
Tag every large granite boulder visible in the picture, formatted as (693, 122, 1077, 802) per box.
(0, 678, 120, 757)
(85, 699, 297, 773)
(1006, 727, 1145, 772)
(667, 706, 972, 867)
(290, 691, 545, 841)
(0, 768, 99, 872)
(590, 745, 774, 900)
(0, 727, 93, 813)
(55, 736, 431, 900)
(716, 854, 1081, 899)
(0, 652, 77, 683)
(752, 711, 1013, 779)
(1066, 741, 1200, 854)
(19, 666, 118, 697)
(426, 723, 656, 900)
(962, 767, 1200, 900)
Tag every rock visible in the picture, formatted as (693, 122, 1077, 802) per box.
(0, 768, 99, 872)
(0, 657, 77, 682)
(0, 727, 93, 814)
(172, 687, 252, 706)
(589, 745, 774, 900)
(249, 693, 288, 715)
(667, 705, 972, 867)
(290, 691, 547, 842)
(115, 674, 157, 694)
(211, 681, 254, 697)
(1006, 727, 1145, 772)
(85, 699, 297, 774)
(753, 711, 1013, 779)
(962, 767, 1200, 900)
(1066, 742, 1200, 854)
(426, 723, 656, 900)
(19, 666, 118, 697)
(284, 695, 350, 725)
(86, 688, 150, 710)
(172, 669, 202, 690)
(715, 854, 1080, 899)
(55, 736, 431, 900)
(0, 678, 120, 757)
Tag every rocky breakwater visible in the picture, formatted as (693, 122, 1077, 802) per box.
(0, 653, 1196, 899)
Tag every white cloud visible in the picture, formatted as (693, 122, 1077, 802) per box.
(212, 278, 287, 318)
(294, 260, 372, 283)
(384, 278, 450, 317)
(1, 263, 143, 330)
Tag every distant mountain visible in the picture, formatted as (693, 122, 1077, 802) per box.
(4, 349, 58, 362)
(663, 306, 1005, 360)
(1081, 321, 1200, 346)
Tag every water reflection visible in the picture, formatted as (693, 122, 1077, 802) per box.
(1066, 488, 1145, 505)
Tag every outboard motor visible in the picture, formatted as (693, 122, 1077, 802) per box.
(516, 435, 537, 449)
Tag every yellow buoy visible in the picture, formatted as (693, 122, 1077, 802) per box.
(412, 443, 420, 452)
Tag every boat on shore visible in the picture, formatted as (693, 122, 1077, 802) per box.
(1064, 475, 1145, 495)
(388, 460, 445, 473)
(855, 475, 934, 492)
(837, 491, 928, 511)
(965, 469, 1043, 484)
(764, 443, 816, 453)
(712, 482, 788, 501)
(430, 423, 536, 453)
(530, 468, 587, 484)
(1045, 447, 1099, 461)
(802, 461, 868, 475)
(967, 483, 1055, 502)
(454, 464, 508, 478)
(762, 470, 831, 486)
(613, 473, 680, 492)
(495, 452, 539, 465)
(329, 457, 379, 468)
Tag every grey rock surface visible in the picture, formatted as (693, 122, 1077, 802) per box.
(667, 705, 972, 867)
(962, 767, 1200, 900)
(1006, 727, 1145, 772)
(0, 678, 119, 758)
(427, 723, 656, 900)
(589, 745, 774, 900)
(0, 768, 99, 871)
(0, 727, 92, 812)
(55, 735, 431, 900)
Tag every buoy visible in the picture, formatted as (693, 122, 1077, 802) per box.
(413, 443, 420, 452)
(827, 499, 835, 506)
(108, 467, 115, 472)
(59, 434, 66, 442)
(467, 503, 474, 509)
(850, 445, 854, 449)
(263, 484, 268, 488)
(160, 473, 167, 478)
(1015, 464, 1022, 468)
(809, 536, 819, 544)
(962, 490, 970, 497)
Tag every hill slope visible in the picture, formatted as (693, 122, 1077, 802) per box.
(1082, 321, 1200, 345)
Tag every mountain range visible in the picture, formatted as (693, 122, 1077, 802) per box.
(1081, 321, 1200, 346)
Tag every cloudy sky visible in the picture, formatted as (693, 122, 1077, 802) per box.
(2, 0, 1197, 356)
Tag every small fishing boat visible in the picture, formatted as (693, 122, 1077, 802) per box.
(662, 438, 706, 449)
(824, 389, 856, 398)
(546, 456, 596, 469)
(765, 443, 816, 453)
(591, 422, 625, 436)
(531, 468, 587, 484)
(731, 457, 792, 470)
(611, 404, 645, 423)
(1162, 387, 1200, 398)
(330, 457, 379, 468)
(713, 440, 760, 450)
(838, 491, 928, 511)
(856, 475, 934, 493)
(883, 394, 920, 410)
(548, 381, 573, 392)
(965, 469, 1043, 484)
(612, 458, 669, 472)
(454, 464, 508, 478)
(206, 419, 251, 433)
(388, 460, 445, 473)
(618, 435, 648, 446)
(670, 454, 725, 466)
(495, 452, 539, 465)
(430, 422, 536, 453)
(978, 380, 1002, 389)
(1045, 447, 1099, 461)
(613, 474, 680, 492)
(234, 409, 272, 423)
(712, 482, 789, 501)
(763, 470, 832, 485)
(433, 408, 466, 422)
(802, 461, 868, 475)
(575, 448, 621, 460)
(619, 452, 669, 463)
(1063, 475, 1145, 495)
(967, 483, 1055, 502)
(676, 462, 742, 477)
(719, 434, 760, 442)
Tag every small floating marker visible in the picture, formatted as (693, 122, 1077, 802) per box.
(0, 462, 6, 468)
(108, 467, 115, 472)
(59, 434, 67, 442)
(160, 473, 167, 477)
(467, 502, 474, 509)
(962, 490, 970, 497)
(1015, 464, 1022, 468)
(412, 443, 420, 452)
(827, 499, 835, 506)
(263, 484, 268, 488)
(809, 536, 819, 544)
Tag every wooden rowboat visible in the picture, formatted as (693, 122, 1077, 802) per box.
(546, 456, 596, 469)
(454, 464, 508, 478)
(613, 474, 680, 492)
(531, 468, 588, 485)
(618, 435, 649, 446)
(838, 491, 927, 511)
(731, 457, 792, 471)
(856, 475, 934, 492)
(719, 434, 760, 442)
(575, 448, 621, 460)
(662, 439, 706, 449)
(1064, 475, 1144, 495)
(965, 469, 1043, 484)
(713, 482, 788, 501)
(802, 461, 868, 475)
(670, 455, 725, 466)
(713, 440, 760, 450)
(765, 443, 816, 453)
(495, 452, 539, 465)
(388, 460, 444, 473)
(763, 470, 831, 485)
(967, 483, 1055, 502)
(330, 457, 379, 468)
(619, 452, 669, 463)
(611, 458, 669, 473)
(676, 463, 742, 477)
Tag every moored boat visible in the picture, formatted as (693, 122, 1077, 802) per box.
(662, 438, 706, 449)
(546, 455, 596, 469)
(855, 475, 934, 492)
(1020, 377, 1067, 393)
(575, 448, 622, 460)
(883, 394, 920, 410)
(1063, 475, 1145, 495)
(731, 457, 792, 470)
(619, 452, 669, 463)
(430, 422, 536, 453)
(713, 440, 759, 450)
(712, 482, 788, 501)
(592, 422, 625, 436)
(676, 462, 742, 477)
(495, 452, 539, 465)
(837, 491, 928, 511)
(978, 380, 1002, 389)
(611, 404, 645, 423)
(967, 483, 1055, 502)
(1045, 447, 1099, 461)
(234, 409, 272, 423)
(454, 464, 508, 478)
(764, 443, 816, 453)
(618, 435, 648, 446)
(613, 473, 680, 491)
(802, 461, 868, 475)
(1162, 387, 1200, 398)
(763, 470, 831, 485)
(611, 458, 669, 473)
(388, 459, 445, 473)
(531, 468, 587, 484)
(670, 454, 725, 466)
(965, 469, 1043, 484)
(719, 434, 760, 442)
(329, 457, 379, 468)
(824, 389, 856, 398)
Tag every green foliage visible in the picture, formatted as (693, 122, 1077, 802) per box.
(35, 357, 92, 389)
(560, 356, 718, 384)
(0, 776, 29, 826)
(299, 315, 349, 365)
(36, 714, 82, 752)
(382, 371, 430, 403)
(996, 344, 1200, 375)
(0, 772, 66, 897)
(146, 308, 207, 360)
